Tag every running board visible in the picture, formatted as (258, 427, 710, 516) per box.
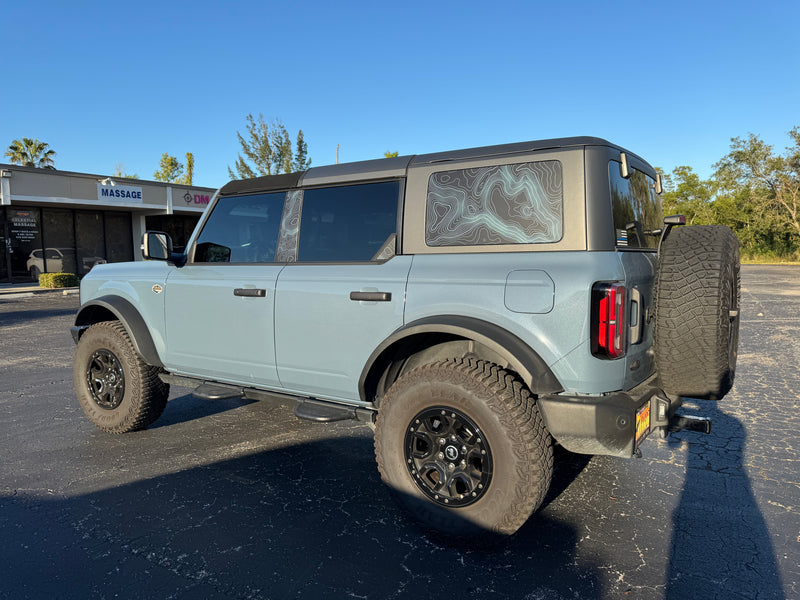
(192, 382, 244, 401)
(158, 372, 374, 424)
(294, 399, 358, 422)
(668, 414, 712, 434)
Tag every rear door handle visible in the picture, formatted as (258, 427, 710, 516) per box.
(349, 291, 391, 302)
(234, 288, 267, 298)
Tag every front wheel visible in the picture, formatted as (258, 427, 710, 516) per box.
(74, 321, 169, 433)
(374, 358, 553, 536)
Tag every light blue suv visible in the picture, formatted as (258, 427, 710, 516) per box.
(72, 137, 740, 536)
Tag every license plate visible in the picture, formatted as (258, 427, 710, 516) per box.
(635, 403, 651, 447)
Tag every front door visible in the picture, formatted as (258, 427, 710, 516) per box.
(162, 190, 288, 389)
(164, 264, 284, 387)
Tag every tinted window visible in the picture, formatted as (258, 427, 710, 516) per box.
(426, 161, 563, 246)
(194, 193, 285, 263)
(297, 181, 399, 262)
(609, 163, 663, 249)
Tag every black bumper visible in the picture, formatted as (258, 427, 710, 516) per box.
(537, 381, 681, 458)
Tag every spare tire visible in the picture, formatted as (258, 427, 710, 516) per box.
(654, 225, 740, 400)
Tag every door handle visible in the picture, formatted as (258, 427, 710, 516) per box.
(234, 288, 267, 298)
(349, 291, 391, 302)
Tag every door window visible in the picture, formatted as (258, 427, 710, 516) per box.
(297, 181, 399, 262)
(193, 192, 285, 263)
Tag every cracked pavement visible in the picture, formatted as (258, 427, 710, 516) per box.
(0, 265, 797, 599)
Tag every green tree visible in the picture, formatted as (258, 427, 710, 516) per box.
(5, 138, 56, 169)
(153, 153, 185, 183)
(714, 129, 800, 254)
(228, 114, 309, 179)
(293, 130, 311, 171)
(113, 163, 139, 179)
(384, 151, 399, 158)
(177, 152, 194, 186)
(660, 166, 717, 225)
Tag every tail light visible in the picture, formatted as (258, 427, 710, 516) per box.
(592, 282, 627, 359)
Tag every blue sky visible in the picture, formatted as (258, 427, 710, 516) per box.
(3, 0, 798, 189)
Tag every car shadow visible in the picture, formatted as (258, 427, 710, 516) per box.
(1, 437, 604, 599)
(665, 400, 785, 599)
(150, 391, 260, 428)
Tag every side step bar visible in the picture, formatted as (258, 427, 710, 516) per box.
(158, 373, 375, 425)
(294, 399, 358, 423)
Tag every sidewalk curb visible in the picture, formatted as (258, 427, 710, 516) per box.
(0, 287, 79, 298)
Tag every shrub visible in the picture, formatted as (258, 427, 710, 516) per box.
(38, 272, 79, 288)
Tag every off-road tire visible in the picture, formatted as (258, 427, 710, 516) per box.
(374, 358, 553, 537)
(74, 321, 169, 433)
(654, 225, 740, 399)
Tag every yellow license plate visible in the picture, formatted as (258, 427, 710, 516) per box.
(635, 403, 651, 447)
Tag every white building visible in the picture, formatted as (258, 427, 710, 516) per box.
(0, 164, 215, 282)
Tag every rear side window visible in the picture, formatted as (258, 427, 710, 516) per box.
(425, 161, 563, 246)
(609, 163, 663, 249)
(193, 192, 285, 263)
(297, 181, 399, 262)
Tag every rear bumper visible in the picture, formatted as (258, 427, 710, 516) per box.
(537, 378, 681, 458)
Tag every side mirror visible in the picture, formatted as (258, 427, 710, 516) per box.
(142, 231, 173, 261)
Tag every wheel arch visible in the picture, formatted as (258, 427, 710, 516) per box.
(359, 315, 563, 405)
(73, 295, 164, 368)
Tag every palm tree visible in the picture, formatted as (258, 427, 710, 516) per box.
(5, 138, 56, 169)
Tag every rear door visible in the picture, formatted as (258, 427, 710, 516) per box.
(273, 181, 409, 402)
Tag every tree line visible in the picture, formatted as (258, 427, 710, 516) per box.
(660, 127, 800, 261)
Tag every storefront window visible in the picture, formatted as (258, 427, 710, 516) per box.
(75, 212, 107, 276)
(145, 215, 200, 252)
(7, 207, 43, 280)
(42, 208, 77, 275)
(104, 212, 133, 263)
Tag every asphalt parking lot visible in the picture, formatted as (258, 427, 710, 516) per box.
(0, 265, 798, 600)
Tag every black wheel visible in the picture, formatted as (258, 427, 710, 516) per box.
(30, 266, 41, 281)
(654, 225, 740, 399)
(374, 358, 553, 536)
(74, 321, 169, 433)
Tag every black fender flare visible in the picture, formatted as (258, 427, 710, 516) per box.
(359, 315, 563, 403)
(73, 295, 164, 368)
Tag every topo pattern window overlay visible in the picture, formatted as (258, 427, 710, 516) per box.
(425, 161, 563, 247)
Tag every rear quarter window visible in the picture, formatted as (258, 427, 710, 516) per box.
(425, 161, 563, 246)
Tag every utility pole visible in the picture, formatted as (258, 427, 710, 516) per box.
(336, 144, 339, 164)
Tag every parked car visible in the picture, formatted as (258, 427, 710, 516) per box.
(27, 247, 106, 280)
(71, 137, 740, 536)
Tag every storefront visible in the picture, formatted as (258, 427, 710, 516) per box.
(0, 165, 215, 282)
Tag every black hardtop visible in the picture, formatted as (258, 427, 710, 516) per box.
(218, 136, 642, 197)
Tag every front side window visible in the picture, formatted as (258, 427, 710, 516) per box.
(297, 181, 399, 262)
(425, 161, 563, 247)
(193, 192, 285, 263)
(609, 163, 663, 249)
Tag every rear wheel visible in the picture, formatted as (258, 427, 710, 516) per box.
(374, 358, 553, 536)
(654, 225, 740, 399)
(74, 321, 169, 432)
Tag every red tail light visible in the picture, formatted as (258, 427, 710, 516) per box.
(592, 282, 627, 359)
